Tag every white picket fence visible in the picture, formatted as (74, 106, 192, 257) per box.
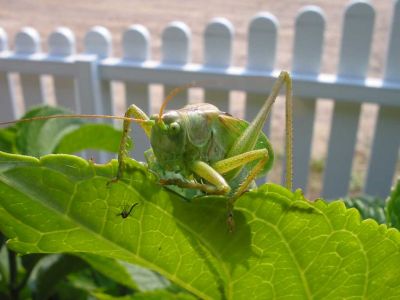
(0, 0, 399, 199)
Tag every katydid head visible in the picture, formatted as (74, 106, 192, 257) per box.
(149, 111, 186, 171)
(148, 83, 198, 171)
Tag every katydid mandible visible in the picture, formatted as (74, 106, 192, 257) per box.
(0, 71, 293, 231)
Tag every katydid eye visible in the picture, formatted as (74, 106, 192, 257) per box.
(169, 122, 180, 134)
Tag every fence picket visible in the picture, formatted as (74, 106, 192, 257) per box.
(365, 0, 400, 197)
(0, 28, 16, 119)
(0, 28, 6, 52)
(322, 1, 375, 199)
(15, 27, 46, 110)
(292, 7, 325, 193)
(123, 25, 151, 162)
(203, 18, 233, 113)
(245, 13, 278, 183)
(0, 4, 398, 198)
(84, 27, 114, 162)
(247, 13, 277, 71)
(162, 22, 191, 110)
(84, 26, 113, 116)
(48, 27, 77, 111)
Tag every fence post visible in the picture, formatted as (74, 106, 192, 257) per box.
(203, 18, 234, 113)
(162, 21, 191, 110)
(15, 27, 46, 110)
(292, 6, 325, 193)
(74, 28, 108, 162)
(322, 1, 375, 199)
(123, 25, 151, 161)
(245, 13, 277, 183)
(365, 0, 400, 197)
(48, 27, 77, 111)
(0, 28, 16, 119)
(83, 26, 113, 116)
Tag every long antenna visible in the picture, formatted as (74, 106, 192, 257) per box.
(0, 114, 151, 126)
(158, 82, 197, 122)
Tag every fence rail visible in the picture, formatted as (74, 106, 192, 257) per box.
(0, 0, 399, 199)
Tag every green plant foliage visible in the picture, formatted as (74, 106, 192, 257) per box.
(92, 290, 197, 300)
(15, 106, 83, 156)
(0, 128, 16, 154)
(55, 124, 129, 154)
(78, 253, 169, 291)
(0, 152, 400, 299)
(29, 254, 87, 299)
(342, 195, 386, 224)
(0, 105, 126, 157)
(386, 178, 400, 230)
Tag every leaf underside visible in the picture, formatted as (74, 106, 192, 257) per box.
(0, 152, 399, 299)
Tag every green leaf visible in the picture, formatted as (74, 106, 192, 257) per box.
(0, 152, 400, 299)
(78, 253, 169, 291)
(386, 178, 400, 230)
(55, 124, 130, 154)
(0, 127, 16, 154)
(20, 254, 44, 273)
(50, 279, 90, 300)
(0, 246, 8, 284)
(93, 290, 196, 300)
(342, 195, 386, 224)
(29, 254, 87, 299)
(16, 106, 83, 156)
(10, 105, 125, 157)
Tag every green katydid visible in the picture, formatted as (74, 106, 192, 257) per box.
(0, 70, 293, 231)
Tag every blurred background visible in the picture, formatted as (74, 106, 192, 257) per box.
(0, 0, 392, 74)
(0, 0, 398, 198)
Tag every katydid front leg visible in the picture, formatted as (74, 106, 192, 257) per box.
(110, 104, 152, 183)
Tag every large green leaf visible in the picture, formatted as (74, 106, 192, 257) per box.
(29, 254, 87, 299)
(3, 105, 125, 157)
(55, 124, 129, 154)
(0, 127, 17, 154)
(78, 253, 169, 291)
(386, 179, 400, 230)
(0, 152, 400, 299)
(15, 106, 83, 156)
(342, 195, 386, 224)
(92, 290, 196, 300)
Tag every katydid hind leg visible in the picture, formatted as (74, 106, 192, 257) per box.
(225, 151, 269, 233)
(228, 71, 293, 190)
(212, 149, 269, 175)
(224, 71, 293, 232)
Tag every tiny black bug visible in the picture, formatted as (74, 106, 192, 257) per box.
(117, 202, 139, 218)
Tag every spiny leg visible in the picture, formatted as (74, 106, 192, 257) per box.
(159, 178, 225, 195)
(228, 70, 293, 190)
(109, 104, 151, 184)
(190, 161, 231, 194)
(161, 161, 230, 195)
(224, 71, 293, 231)
(212, 149, 269, 174)
(226, 155, 268, 232)
(212, 149, 269, 232)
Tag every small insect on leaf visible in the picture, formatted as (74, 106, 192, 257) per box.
(117, 202, 139, 219)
